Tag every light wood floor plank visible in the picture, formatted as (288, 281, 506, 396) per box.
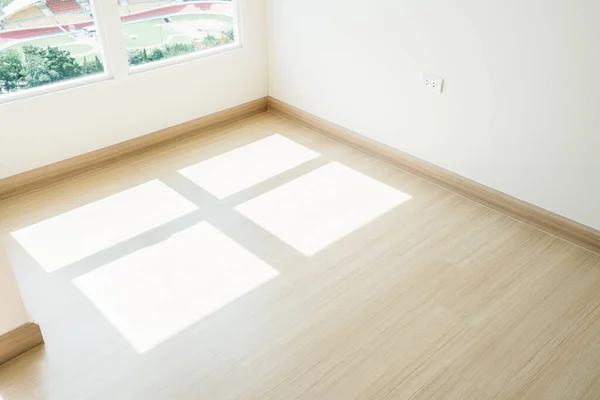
(0, 112, 599, 399)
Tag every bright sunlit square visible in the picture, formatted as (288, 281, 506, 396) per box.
(236, 162, 411, 256)
(178, 134, 320, 198)
(11, 180, 198, 273)
(73, 221, 278, 354)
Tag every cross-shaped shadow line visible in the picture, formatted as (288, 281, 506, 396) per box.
(50, 155, 332, 281)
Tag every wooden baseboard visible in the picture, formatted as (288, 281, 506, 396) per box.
(0, 323, 44, 366)
(268, 96, 600, 255)
(0, 97, 269, 201)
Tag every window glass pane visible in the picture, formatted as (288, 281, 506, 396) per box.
(118, 0, 236, 67)
(0, 0, 105, 96)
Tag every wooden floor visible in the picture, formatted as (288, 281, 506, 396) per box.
(1, 112, 600, 399)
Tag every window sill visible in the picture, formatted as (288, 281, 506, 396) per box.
(0, 73, 112, 106)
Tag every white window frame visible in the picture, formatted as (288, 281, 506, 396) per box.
(0, 0, 242, 105)
(129, 0, 242, 74)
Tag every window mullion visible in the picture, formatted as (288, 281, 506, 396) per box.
(91, 0, 129, 80)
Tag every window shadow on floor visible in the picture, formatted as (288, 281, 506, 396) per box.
(5, 128, 416, 356)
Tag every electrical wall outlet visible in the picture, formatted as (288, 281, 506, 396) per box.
(423, 74, 444, 93)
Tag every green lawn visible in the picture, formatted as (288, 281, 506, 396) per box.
(122, 14, 233, 48)
(2, 13, 233, 64)
(61, 44, 95, 55)
(6, 34, 74, 53)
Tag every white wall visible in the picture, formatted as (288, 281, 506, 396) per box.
(267, 0, 600, 230)
(0, 245, 29, 335)
(0, 0, 268, 179)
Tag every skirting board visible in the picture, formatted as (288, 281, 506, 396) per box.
(0, 323, 44, 366)
(0, 97, 268, 201)
(268, 96, 600, 255)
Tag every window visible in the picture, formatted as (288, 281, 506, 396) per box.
(118, 0, 236, 67)
(0, 0, 105, 95)
(0, 0, 239, 99)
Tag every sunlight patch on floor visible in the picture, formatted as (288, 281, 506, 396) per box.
(11, 180, 198, 273)
(73, 221, 278, 354)
(236, 162, 411, 256)
(178, 134, 320, 198)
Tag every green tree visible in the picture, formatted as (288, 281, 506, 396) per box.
(127, 49, 146, 65)
(148, 48, 165, 62)
(127, 44, 196, 66)
(163, 43, 195, 58)
(45, 46, 82, 80)
(128, 48, 151, 65)
(202, 34, 221, 49)
(82, 55, 104, 75)
(0, 50, 25, 92)
(22, 45, 82, 87)
(0, 45, 100, 95)
(22, 46, 52, 87)
(223, 29, 235, 44)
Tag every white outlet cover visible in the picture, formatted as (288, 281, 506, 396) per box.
(424, 74, 443, 94)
